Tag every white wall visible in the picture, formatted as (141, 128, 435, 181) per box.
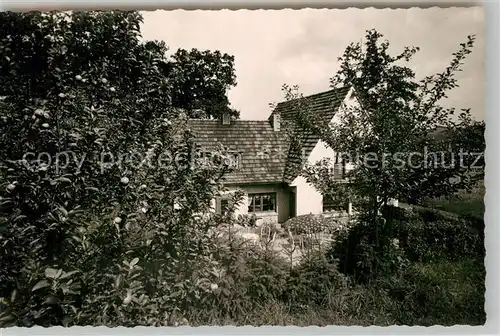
(290, 88, 357, 216)
(330, 87, 357, 126)
(214, 184, 292, 223)
(290, 139, 337, 215)
(290, 175, 322, 215)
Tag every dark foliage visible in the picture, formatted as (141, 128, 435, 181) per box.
(328, 204, 484, 283)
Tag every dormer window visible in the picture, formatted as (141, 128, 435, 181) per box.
(197, 151, 213, 168)
(272, 113, 281, 131)
(222, 111, 230, 125)
(225, 152, 241, 169)
(197, 150, 241, 170)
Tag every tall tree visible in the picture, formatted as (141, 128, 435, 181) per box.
(0, 11, 231, 326)
(168, 48, 239, 119)
(285, 29, 482, 279)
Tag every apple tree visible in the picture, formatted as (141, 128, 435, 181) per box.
(0, 11, 232, 326)
(284, 29, 481, 279)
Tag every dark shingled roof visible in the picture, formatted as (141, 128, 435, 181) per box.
(188, 87, 350, 185)
(188, 120, 289, 185)
(271, 87, 351, 183)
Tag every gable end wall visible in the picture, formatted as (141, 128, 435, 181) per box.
(290, 87, 357, 216)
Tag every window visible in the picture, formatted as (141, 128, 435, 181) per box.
(248, 193, 276, 213)
(197, 151, 240, 170)
(225, 152, 241, 169)
(323, 195, 349, 212)
(222, 112, 230, 125)
(220, 199, 229, 215)
(197, 151, 213, 168)
(334, 152, 348, 179)
(216, 197, 230, 215)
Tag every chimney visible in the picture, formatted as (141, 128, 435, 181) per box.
(222, 111, 230, 125)
(272, 113, 281, 131)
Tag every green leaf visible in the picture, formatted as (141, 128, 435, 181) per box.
(10, 289, 17, 303)
(13, 215, 27, 222)
(58, 206, 68, 217)
(43, 295, 58, 305)
(130, 257, 139, 267)
(59, 270, 78, 280)
(55, 177, 72, 184)
(32, 280, 50, 292)
(45, 267, 59, 279)
(114, 275, 122, 289)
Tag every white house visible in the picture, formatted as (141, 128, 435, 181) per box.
(188, 86, 359, 224)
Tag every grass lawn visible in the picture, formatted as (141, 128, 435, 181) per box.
(402, 258, 486, 325)
(185, 257, 485, 326)
(421, 183, 485, 220)
(187, 192, 486, 327)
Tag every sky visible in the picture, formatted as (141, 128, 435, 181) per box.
(140, 7, 484, 121)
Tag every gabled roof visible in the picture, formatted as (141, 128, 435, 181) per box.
(272, 87, 351, 183)
(188, 120, 289, 185)
(188, 87, 350, 185)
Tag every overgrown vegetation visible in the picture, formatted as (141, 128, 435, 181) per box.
(0, 11, 484, 327)
(183, 206, 485, 326)
(421, 183, 485, 220)
(279, 28, 484, 286)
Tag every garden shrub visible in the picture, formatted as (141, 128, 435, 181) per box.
(283, 213, 352, 236)
(283, 214, 329, 234)
(378, 259, 486, 325)
(326, 203, 484, 282)
(0, 11, 236, 327)
(193, 234, 289, 321)
(399, 218, 483, 262)
(282, 252, 349, 307)
(381, 204, 412, 222)
(327, 213, 408, 282)
(391, 206, 484, 262)
(236, 213, 258, 227)
(379, 205, 484, 262)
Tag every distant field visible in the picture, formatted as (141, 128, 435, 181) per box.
(421, 183, 485, 220)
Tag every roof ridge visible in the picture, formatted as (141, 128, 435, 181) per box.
(275, 86, 349, 107)
(188, 119, 272, 125)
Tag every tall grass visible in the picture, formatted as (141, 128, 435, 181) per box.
(421, 183, 485, 220)
(182, 204, 485, 326)
(183, 257, 484, 326)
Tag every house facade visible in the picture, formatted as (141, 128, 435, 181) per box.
(188, 87, 356, 224)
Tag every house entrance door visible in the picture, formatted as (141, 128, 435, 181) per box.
(289, 188, 296, 219)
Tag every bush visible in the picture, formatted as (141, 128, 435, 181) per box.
(378, 259, 486, 325)
(282, 252, 348, 307)
(326, 203, 484, 283)
(235, 213, 258, 227)
(394, 207, 484, 262)
(400, 219, 482, 262)
(191, 233, 289, 321)
(283, 214, 352, 237)
(328, 214, 408, 282)
(0, 11, 232, 327)
(283, 214, 331, 234)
